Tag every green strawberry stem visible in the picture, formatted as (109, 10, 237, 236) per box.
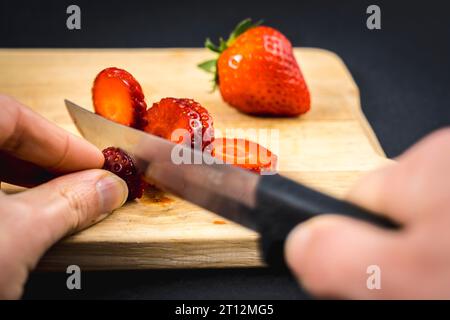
(198, 18, 262, 90)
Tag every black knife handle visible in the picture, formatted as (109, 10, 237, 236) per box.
(254, 174, 399, 268)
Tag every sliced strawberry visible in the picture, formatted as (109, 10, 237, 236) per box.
(144, 98, 214, 151)
(102, 147, 146, 201)
(213, 138, 277, 174)
(93, 67, 148, 129)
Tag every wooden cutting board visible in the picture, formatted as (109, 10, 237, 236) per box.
(0, 48, 389, 270)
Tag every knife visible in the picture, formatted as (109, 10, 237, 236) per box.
(65, 99, 399, 267)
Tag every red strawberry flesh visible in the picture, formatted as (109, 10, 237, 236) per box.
(102, 147, 146, 201)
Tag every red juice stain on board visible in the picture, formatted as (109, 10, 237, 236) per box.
(139, 188, 174, 205)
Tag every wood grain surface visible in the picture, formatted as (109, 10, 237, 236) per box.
(0, 48, 389, 270)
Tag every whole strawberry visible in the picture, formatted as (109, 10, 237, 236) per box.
(199, 19, 310, 116)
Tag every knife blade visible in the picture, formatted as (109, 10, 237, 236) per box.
(65, 99, 399, 267)
(65, 99, 261, 228)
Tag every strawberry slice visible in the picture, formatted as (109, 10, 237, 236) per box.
(213, 138, 277, 174)
(92, 67, 148, 129)
(144, 98, 214, 151)
(102, 147, 147, 200)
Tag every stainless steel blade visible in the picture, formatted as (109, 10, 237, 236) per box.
(65, 99, 260, 229)
(65, 100, 155, 156)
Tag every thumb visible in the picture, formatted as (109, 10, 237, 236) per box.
(10, 169, 128, 255)
(285, 215, 403, 299)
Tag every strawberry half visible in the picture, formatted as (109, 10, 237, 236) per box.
(144, 98, 214, 151)
(93, 67, 148, 129)
(199, 19, 310, 116)
(213, 138, 277, 174)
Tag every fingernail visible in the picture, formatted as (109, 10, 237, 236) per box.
(96, 174, 128, 213)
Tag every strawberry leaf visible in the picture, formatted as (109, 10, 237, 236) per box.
(198, 58, 219, 91)
(205, 38, 220, 53)
(200, 18, 263, 92)
(210, 78, 218, 93)
(227, 18, 263, 46)
(197, 59, 217, 74)
(218, 37, 228, 52)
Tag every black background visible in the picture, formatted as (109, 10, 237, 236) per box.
(1, 0, 449, 299)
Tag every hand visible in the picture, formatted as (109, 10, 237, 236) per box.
(0, 95, 128, 299)
(285, 127, 450, 299)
